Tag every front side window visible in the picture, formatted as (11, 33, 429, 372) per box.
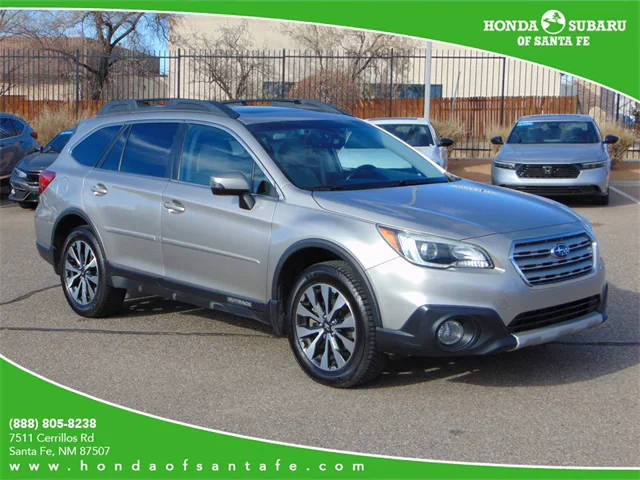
(379, 123, 434, 147)
(71, 125, 121, 167)
(179, 124, 274, 195)
(507, 121, 600, 144)
(120, 123, 180, 178)
(248, 119, 448, 190)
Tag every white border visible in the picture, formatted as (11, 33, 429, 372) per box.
(1, 8, 639, 472)
(2, 354, 637, 471)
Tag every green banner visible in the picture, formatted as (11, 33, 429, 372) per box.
(1, 357, 638, 479)
(1, 0, 639, 100)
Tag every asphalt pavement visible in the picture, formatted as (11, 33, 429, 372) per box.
(1, 188, 638, 467)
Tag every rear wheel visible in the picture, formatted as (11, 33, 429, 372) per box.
(59, 227, 125, 317)
(287, 260, 383, 387)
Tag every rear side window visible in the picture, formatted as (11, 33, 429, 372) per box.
(72, 125, 121, 167)
(120, 123, 180, 178)
(99, 127, 129, 171)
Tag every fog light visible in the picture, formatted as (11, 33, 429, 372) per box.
(437, 319, 465, 346)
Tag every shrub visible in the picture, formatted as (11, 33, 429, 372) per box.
(485, 123, 512, 155)
(31, 106, 93, 146)
(598, 121, 635, 168)
(431, 119, 467, 157)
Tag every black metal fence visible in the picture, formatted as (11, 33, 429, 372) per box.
(1, 48, 638, 159)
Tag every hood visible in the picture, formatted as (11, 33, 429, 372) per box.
(16, 152, 59, 172)
(496, 143, 606, 164)
(312, 180, 580, 240)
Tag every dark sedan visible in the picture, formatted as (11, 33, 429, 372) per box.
(9, 129, 73, 208)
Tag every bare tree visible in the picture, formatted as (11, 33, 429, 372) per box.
(281, 24, 419, 80)
(0, 10, 30, 96)
(11, 11, 168, 99)
(171, 19, 272, 100)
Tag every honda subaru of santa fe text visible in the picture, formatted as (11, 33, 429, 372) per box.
(491, 114, 617, 204)
(10, 128, 73, 208)
(367, 117, 453, 169)
(34, 98, 607, 387)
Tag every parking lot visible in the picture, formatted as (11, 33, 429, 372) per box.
(0, 185, 638, 467)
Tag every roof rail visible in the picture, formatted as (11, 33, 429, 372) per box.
(97, 98, 240, 119)
(223, 98, 351, 116)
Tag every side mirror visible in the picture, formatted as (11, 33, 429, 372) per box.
(439, 137, 454, 147)
(603, 134, 619, 144)
(210, 172, 255, 210)
(490, 136, 504, 145)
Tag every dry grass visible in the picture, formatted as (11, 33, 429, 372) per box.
(597, 121, 636, 168)
(485, 123, 512, 155)
(431, 119, 467, 156)
(30, 106, 93, 145)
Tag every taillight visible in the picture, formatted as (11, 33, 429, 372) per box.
(39, 170, 56, 194)
(31, 131, 38, 139)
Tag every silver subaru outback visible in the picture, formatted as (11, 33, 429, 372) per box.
(35, 99, 607, 387)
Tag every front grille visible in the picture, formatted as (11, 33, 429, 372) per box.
(507, 185, 600, 196)
(508, 295, 600, 333)
(26, 171, 40, 185)
(511, 231, 595, 286)
(517, 164, 580, 179)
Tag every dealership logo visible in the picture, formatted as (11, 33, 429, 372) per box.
(551, 243, 571, 258)
(483, 10, 626, 47)
(541, 10, 566, 35)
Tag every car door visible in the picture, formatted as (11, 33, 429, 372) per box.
(83, 122, 182, 277)
(161, 122, 278, 303)
(0, 117, 20, 178)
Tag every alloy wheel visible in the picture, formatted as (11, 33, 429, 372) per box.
(64, 240, 99, 306)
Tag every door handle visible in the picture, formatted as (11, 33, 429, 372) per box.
(91, 183, 108, 196)
(163, 200, 185, 214)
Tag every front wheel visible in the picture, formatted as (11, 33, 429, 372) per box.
(59, 226, 126, 317)
(287, 260, 383, 387)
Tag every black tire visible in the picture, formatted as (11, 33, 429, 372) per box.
(287, 260, 383, 387)
(59, 226, 125, 317)
(19, 202, 37, 210)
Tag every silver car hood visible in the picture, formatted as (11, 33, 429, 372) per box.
(312, 180, 580, 240)
(497, 143, 606, 164)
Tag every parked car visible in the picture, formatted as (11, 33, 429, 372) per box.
(35, 99, 607, 387)
(491, 114, 617, 204)
(0, 113, 39, 184)
(10, 128, 74, 208)
(367, 117, 454, 169)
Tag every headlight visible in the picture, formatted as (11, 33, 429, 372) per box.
(579, 161, 608, 170)
(494, 161, 517, 170)
(14, 168, 27, 178)
(378, 226, 493, 269)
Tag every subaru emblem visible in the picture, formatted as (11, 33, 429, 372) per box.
(551, 243, 570, 258)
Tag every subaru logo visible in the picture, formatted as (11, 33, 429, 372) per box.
(551, 243, 570, 258)
(543, 165, 553, 175)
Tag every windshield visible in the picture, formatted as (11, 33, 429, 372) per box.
(45, 131, 73, 153)
(507, 121, 600, 144)
(248, 119, 447, 190)
(379, 123, 434, 147)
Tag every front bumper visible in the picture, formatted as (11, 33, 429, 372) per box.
(9, 170, 39, 203)
(376, 285, 607, 357)
(491, 165, 609, 196)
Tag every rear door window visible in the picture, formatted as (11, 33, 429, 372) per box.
(99, 126, 129, 171)
(0, 118, 17, 139)
(72, 125, 122, 166)
(120, 123, 180, 178)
